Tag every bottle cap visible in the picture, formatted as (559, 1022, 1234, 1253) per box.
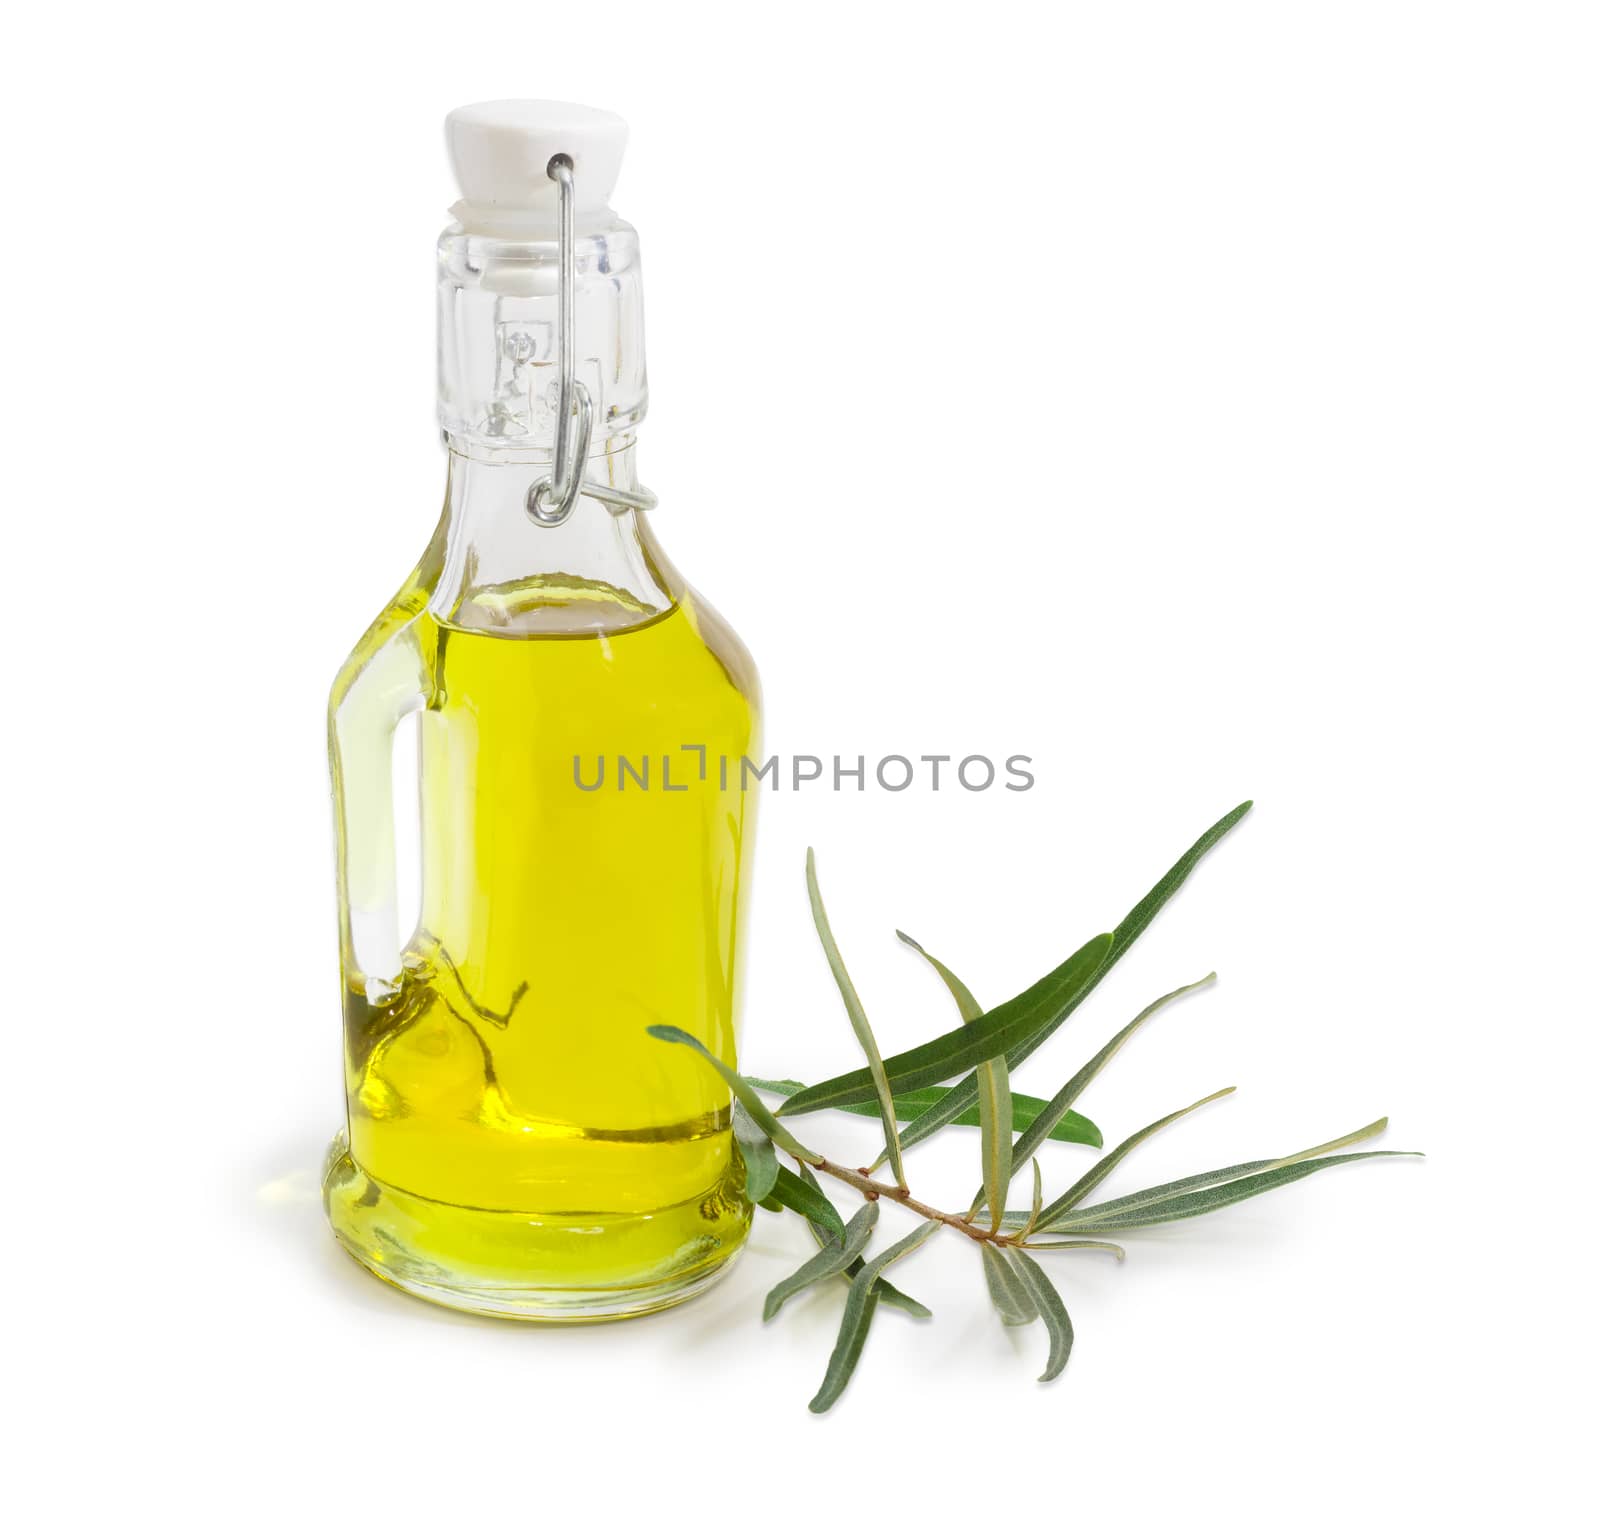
(445, 99, 627, 228)
(437, 100, 646, 455)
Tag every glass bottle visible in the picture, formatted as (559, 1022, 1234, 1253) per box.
(322, 101, 761, 1320)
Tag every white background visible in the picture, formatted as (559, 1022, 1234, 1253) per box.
(4, 3, 1595, 1531)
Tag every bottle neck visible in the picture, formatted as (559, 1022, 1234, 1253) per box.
(436, 218, 647, 461)
(428, 438, 679, 637)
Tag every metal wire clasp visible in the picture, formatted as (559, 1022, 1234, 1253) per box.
(526, 153, 657, 527)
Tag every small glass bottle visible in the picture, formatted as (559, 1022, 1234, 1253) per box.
(323, 101, 761, 1319)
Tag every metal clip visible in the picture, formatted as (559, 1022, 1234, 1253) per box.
(526, 153, 658, 526)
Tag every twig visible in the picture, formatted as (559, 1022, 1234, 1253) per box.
(807, 1156, 1027, 1246)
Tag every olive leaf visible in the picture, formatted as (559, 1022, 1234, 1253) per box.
(764, 1203, 878, 1321)
(646, 1025, 819, 1163)
(777, 932, 1113, 1116)
(976, 1054, 1013, 1232)
(733, 1102, 779, 1203)
(966, 975, 1215, 1222)
(895, 930, 984, 1021)
(1018, 1239, 1126, 1258)
(768, 1165, 842, 1237)
(1025, 1158, 1044, 1236)
(887, 801, 1253, 1151)
(1030, 1116, 1397, 1230)
(981, 1242, 1037, 1326)
(809, 1220, 942, 1414)
(1030, 1085, 1235, 1230)
(1007, 974, 1216, 1170)
(767, 1165, 932, 1319)
(890, 931, 1093, 1182)
(1007, 1250, 1075, 1381)
(805, 848, 906, 1187)
(1046, 1149, 1420, 1235)
(748, 1076, 1102, 1151)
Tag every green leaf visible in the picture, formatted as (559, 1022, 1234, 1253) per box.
(1048, 1150, 1421, 1234)
(763, 1202, 878, 1321)
(1018, 1239, 1126, 1258)
(1008, 974, 1216, 1171)
(1008, 1249, 1075, 1381)
(825, 928, 1100, 1171)
(806, 849, 906, 1187)
(1032, 1085, 1235, 1229)
(778, 932, 1113, 1117)
(732, 1102, 779, 1203)
(1026, 1158, 1044, 1236)
(778, 1166, 932, 1319)
(897, 925, 1020, 1210)
(976, 1055, 1013, 1232)
(1099, 800, 1254, 974)
(981, 1242, 1038, 1326)
(769, 1164, 844, 1238)
(998, 1165, 1272, 1229)
(868, 1276, 933, 1321)
(809, 1220, 942, 1414)
(862, 1273, 931, 1319)
(646, 1025, 819, 1162)
(747, 1076, 1102, 1150)
(1032, 1116, 1393, 1229)
(895, 930, 984, 1021)
(888, 802, 1253, 1151)
(809, 1277, 881, 1415)
(748, 1076, 807, 1096)
(965, 975, 1215, 1222)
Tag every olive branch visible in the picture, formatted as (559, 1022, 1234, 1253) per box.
(648, 801, 1421, 1413)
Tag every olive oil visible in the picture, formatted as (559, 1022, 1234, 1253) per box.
(324, 100, 762, 1318)
(326, 586, 759, 1314)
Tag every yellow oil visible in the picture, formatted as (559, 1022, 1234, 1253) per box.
(324, 575, 760, 1317)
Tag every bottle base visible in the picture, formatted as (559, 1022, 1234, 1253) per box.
(321, 1131, 751, 1322)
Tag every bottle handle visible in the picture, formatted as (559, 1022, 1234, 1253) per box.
(330, 621, 430, 1004)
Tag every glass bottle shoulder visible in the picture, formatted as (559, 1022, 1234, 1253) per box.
(329, 505, 759, 725)
(676, 584, 761, 718)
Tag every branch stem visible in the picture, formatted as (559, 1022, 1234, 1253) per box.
(808, 1156, 1025, 1246)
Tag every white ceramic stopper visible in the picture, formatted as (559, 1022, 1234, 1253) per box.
(445, 99, 628, 224)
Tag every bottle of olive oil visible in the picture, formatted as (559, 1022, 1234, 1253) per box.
(324, 101, 761, 1319)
